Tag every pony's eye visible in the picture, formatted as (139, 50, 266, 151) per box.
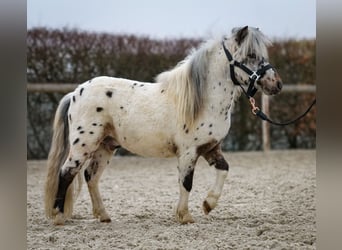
(247, 53, 257, 59)
(258, 58, 266, 66)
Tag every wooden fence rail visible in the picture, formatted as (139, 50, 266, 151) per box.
(27, 83, 317, 93)
(27, 83, 316, 151)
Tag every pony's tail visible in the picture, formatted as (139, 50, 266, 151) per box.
(44, 93, 82, 219)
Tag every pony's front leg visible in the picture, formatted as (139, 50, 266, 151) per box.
(175, 151, 198, 224)
(202, 145, 229, 215)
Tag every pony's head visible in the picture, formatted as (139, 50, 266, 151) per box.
(228, 26, 282, 95)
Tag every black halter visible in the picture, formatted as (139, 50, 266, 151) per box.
(222, 40, 316, 126)
(222, 41, 274, 98)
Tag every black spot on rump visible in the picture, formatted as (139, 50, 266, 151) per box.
(72, 96, 76, 102)
(80, 88, 84, 96)
(92, 123, 97, 126)
(106, 91, 113, 98)
(96, 107, 103, 112)
(73, 138, 79, 145)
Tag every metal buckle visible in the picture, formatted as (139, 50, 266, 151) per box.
(249, 97, 260, 115)
(249, 72, 260, 81)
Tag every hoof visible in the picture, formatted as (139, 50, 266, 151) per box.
(203, 196, 218, 215)
(94, 209, 111, 223)
(175, 209, 195, 224)
(178, 214, 195, 224)
(53, 213, 65, 225)
(100, 217, 111, 223)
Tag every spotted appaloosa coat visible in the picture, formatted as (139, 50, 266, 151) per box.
(44, 26, 282, 225)
(68, 76, 234, 159)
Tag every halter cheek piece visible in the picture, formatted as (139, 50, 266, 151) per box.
(222, 41, 274, 99)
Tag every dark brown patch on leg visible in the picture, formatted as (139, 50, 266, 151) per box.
(203, 200, 212, 215)
(167, 141, 178, 155)
(54, 169, 76, 213)
(103, 123, 115, 137)
(84, 160, 99, 183)
(196, 139, 219, 156)
(101, 136, 119, 152)
(201, 143, 229, 171)
(214, 156, 229, 171)
(96, 122, 117, 146)
(183, 168, 194, 192)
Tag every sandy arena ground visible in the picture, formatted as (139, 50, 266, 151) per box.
(27, 150, 316, 249)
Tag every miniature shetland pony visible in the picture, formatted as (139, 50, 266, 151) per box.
(44, 26, 282, 225)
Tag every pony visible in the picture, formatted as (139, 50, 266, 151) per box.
(44, 26, 282, 225)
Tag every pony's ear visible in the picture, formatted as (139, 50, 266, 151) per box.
(235, 26, 249, 45)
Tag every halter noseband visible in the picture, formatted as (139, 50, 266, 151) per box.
(222, 41, 274, 98)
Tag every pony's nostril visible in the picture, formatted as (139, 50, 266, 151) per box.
(277, 81, 283, 90)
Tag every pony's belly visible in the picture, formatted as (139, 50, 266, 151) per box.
(117, 132, 177, 158)
(122, 142, 176, 158)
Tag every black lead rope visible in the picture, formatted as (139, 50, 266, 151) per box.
(222, 40, 316, 126)
(249, 96, 316, 126)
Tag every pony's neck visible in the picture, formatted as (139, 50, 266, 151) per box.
(202, 39, 241, 115)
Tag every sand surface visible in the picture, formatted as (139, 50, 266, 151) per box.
(27, 150, 316, 249)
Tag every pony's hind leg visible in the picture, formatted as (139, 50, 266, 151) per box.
(84, 137, 117, 222)
(53, 151, 88, 225)
(201, 145, 229, 215)
(52, 127, 115, 225)
(175, 149, 198, 224)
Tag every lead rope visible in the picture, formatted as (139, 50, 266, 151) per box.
(248, 96, 316, 126)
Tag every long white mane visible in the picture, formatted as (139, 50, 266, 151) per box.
(156, 40, 214, 127)
(156, 27, 272, 127)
